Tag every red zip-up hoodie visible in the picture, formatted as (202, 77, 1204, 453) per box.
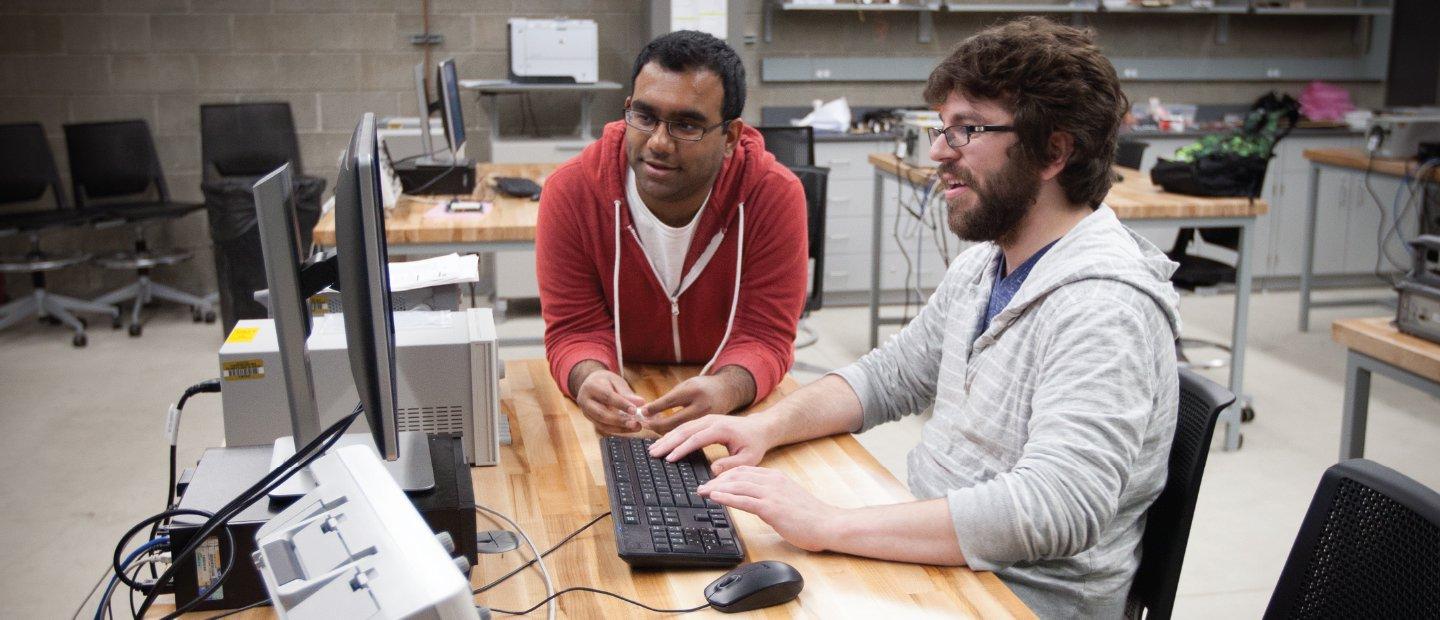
(537, 120, 808, 403)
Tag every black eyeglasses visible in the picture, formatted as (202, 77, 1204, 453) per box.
(927, 124, 1015, 149)
(624, 108, 729, 142)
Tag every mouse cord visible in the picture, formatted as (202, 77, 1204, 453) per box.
(473, 511, 612, 595)
(489, 587, 712, 616)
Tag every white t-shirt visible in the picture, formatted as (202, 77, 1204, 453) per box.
(626, 168, 710, 296)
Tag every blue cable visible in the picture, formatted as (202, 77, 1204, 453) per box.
(96, 536, 169, 620)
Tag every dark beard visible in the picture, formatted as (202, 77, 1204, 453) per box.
(944, 157, 1042, 243)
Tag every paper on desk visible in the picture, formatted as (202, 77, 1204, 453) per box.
(386, 253, 480, 291)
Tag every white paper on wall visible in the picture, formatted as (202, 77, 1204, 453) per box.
(671, 0, 727, 40)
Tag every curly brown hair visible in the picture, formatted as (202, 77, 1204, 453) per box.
(923, 17, 1127, 209)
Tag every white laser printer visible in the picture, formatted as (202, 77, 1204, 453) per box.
(507, 18, 598, 84)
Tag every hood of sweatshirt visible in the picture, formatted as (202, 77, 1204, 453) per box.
(971, 205, 1182, 352)
(578, 119, 780, 236)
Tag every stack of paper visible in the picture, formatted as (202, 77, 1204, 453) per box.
(386, 253, 481, 292)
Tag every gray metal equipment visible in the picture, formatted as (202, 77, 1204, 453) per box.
(1396, 235, 1440, 344)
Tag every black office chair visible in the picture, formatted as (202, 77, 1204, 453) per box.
(757, 126, 815, 168)
(1117, 140, 1149, 170)
(200, 103, 324, 334)
(64, 120, 213, 336)
(1263, 459, 1440, 618)
(789, 165, 829, 356)
(1125, 368, 1234, 620)
(0, 123, 119, 346)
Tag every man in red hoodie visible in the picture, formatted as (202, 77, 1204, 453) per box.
(536, 30, 808, 436)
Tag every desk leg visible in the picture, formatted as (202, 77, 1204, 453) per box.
(1299, 163, 1320, 332)
(869, 169, 885, 350)
(578, 92, 595, 140)
(1222, 219, 1255, 451)
(1341, 351, 1371, 460)
(485, 93, 500, 141)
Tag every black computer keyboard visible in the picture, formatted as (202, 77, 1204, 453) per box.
(600, 436, 745, 568)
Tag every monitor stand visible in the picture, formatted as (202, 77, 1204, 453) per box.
(266, 430, 436, 500)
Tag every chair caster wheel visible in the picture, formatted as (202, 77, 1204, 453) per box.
(192, 308, 203, 322)
(128, 323, 142, 337)
(204, 310, 216, 324)
(1241, 406, 1255, 423)
(73, 333, 87, 347)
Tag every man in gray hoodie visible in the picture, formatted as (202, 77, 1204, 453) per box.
(649, 17, 1181, 618)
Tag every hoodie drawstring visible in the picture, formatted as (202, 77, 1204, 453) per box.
(611, 199, 745, 377)
(699, 202, 743, 376)
(612, 200, 625, 370)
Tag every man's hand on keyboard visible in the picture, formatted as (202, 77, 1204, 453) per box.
(697, 466, 836, 553)
(576, 369, 647, 435)
(648, 414, 774, 474)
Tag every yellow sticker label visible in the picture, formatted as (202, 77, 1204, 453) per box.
(221, 359, 265, 381)
(225, 326, 260, 344)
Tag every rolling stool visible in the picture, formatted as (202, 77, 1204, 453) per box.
(64, 120, 215, 336)
(0, 234, 119, 347)
(90, 231, 215, 336)
(0, 122, 119, 346)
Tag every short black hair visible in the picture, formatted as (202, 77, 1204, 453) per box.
(631, 30, 746, 122)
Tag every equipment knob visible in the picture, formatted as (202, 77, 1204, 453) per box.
(453, 555, 472, 577)
(435, 531, 456, 554)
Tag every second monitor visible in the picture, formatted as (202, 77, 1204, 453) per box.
(396, 57, 476, 195)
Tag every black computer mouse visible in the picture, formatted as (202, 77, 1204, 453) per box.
(703, 560, 805, 613)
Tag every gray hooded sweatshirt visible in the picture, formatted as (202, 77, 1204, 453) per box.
(833, 205, 1181, 618)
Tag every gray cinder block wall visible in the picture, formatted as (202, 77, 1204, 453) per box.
(0, 0, 1387, 304)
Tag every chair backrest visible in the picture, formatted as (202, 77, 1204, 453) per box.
(63, 120, 169, 209)
(788, 165, 828, 314)
(200, 102, 303, 181)
(0, 122, 68, 211)
(758, 126, 815, 168)
(1117, 140, 1148, 170)
(1263, 459, 1440, 619)
(1127, 367, 1234, 620)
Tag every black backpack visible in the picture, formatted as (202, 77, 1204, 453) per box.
(1149, 93, 1300, 198)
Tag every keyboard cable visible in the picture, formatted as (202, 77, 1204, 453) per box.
(473, 511, 612, 595)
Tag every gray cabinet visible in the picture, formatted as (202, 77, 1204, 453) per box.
(815, 138, 967, 296)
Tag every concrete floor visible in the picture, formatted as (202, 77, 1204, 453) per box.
(2, 287, 1437, 618)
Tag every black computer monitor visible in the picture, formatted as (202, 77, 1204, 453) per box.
(437, 58, 466, 159)
(333, 112, 401, 461)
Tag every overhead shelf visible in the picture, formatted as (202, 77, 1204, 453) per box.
(773, 1, 1391, 17)
(766, 1, 1391, 45)
(780, 2, 941, 10)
